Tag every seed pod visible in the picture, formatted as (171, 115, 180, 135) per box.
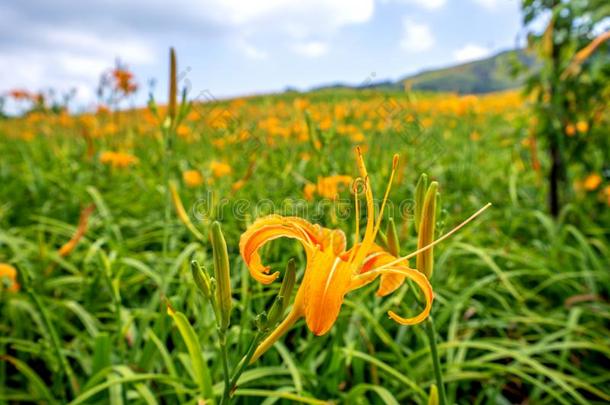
(386, 217, 400, 257)
(190, 260, 211, 298)
(414, 173, 428, 234)
(416, 181, 438, 279)
(168, 47, 177, 123)
(210, 221, 232, 330)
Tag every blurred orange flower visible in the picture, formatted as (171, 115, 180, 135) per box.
(0, 263, 19, 293)
(100, 151, 139, 168)
(112, 67, 138, 95)
(583, 173, 602, 191)
(210, 161, 232, 178)
(304, 175, 353, 200)
(576, 121, 589, 134)
(183, 170, 204, 187)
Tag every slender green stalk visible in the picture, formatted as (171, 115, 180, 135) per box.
(219, 331, 232, 405)
(223, 330, 266, 403)
(27, 286, 78, 399)
(424, 317, 447, 405)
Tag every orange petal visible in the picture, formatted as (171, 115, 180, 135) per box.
(353, 243, 409, 296)
(303, 249, 351, 336)
(239, 215, 345, 284)
(349, 264, 433, 326)
(386, 266, 433, 325)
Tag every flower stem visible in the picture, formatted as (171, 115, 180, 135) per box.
(424, 317, 448, 405)
(218, 331, 232, 405)
(220, 330, 265, 404)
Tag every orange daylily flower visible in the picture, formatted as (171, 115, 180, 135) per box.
(583, 173, 602, 191)
(241, 148, 427, 362)
(0, 263, 20, 293)
(183, 170, 204, 187)
(241, 148, 491, 362)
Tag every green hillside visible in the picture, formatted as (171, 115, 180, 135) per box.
(401, 49, 534, 93)
(309, 49, 535, 94)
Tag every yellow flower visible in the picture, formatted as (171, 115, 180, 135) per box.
(303, 175, 353, 200)
(470, 131, 481, 141)
(576, 121, 589, 133)
(240, 149, 433, 363)
(565, 124, 576, 136)
(0, 263, 19, 293)
(303, 183, 317, 200)
(210, 161, 232, 178)
(239, 148, 491, 363)
(350, 132, 365, 143)
(176, 125, 194, 141)
(583, 173, 602, 191)
(183, 170, 204, 187)
(100, 151, 138, 168)
(317, 175, 353, 200)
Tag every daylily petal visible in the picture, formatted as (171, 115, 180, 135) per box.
(384, 266, 433, 325)
(239, 215, 345, 284)
(348, 265, 433, 326)
(303, 249, 352, 336)
(354, 243, 409, 296)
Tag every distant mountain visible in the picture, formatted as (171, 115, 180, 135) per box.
(309, 49, 535, 94)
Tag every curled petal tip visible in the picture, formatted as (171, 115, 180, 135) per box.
(387, 309, 428, 326)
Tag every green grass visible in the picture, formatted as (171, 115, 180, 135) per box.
(0, 89, 608, 404)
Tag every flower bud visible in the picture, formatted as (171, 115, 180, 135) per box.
(386, 217, 400, 257)
(190, 260, 211, 298)
(168, 47, 177, 123)
(414, 173, 428, 233)
(267, 258, 297, 326)
(210, 221, 232, 330)
(416, 182, 438, 279)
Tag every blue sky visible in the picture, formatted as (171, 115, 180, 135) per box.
(1, 0, 524, 110)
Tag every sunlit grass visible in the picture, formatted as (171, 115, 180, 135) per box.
(0, 87, 608, 404)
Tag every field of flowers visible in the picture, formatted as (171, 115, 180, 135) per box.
(1, 86, 609, 404)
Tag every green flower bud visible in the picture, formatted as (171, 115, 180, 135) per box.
(267, 259, 297, 326)
(190, 260, 211, 298)
(210, 221, 232, 330)
(414, 173, 428, 234)
(416, 182, 438, 279)
(168, 47, 177, 123)
(386, 217, 400, 257)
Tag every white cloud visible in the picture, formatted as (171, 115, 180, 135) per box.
(0, 0, 376, 107)
(215, 0, 374, 33)
(398, 0, 447, 11)
(292, 41, 329, 58)
(453, 44, 491, 62)
(0, 26, 154, 107)
(471, 0, 501, 10)
(400, 18, 435, 52)
(236, 39, 268, 60)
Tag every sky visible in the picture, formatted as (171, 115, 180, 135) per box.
(0, 0, 524, 111)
